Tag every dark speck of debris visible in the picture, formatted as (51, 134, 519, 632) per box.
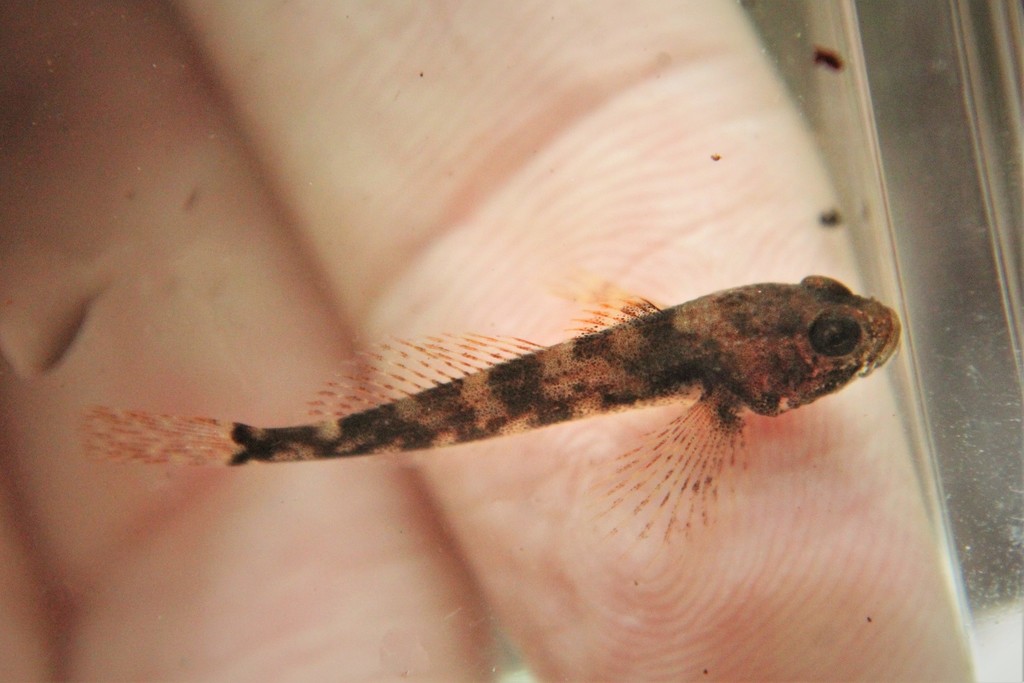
(819, 208, 841, 227)
(183, 187, 200, 212)
(710, 153, 721, 161)
(813, 46, 844, 71)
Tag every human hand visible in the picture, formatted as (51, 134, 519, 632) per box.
(0, 2, 970, 680)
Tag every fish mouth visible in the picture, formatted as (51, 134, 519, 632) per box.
(858, 306, 902, 377)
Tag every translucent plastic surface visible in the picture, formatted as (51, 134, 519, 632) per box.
(750, 1, 1024, 680)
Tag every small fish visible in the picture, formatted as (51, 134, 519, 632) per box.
(84, 276, 899, 523)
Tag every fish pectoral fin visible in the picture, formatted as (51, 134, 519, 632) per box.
(585, 397, 744, 549)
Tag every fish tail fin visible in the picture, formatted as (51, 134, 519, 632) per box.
(82, 406, 240, 466)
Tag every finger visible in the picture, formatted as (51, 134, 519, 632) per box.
(0, 498, 49, 680)
(0, 2, 489, 679)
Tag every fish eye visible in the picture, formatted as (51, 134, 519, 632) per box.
(809, 313, 862, 356)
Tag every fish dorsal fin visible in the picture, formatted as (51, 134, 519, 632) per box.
(551, 272, 662, 335)
(307, 333, 544, 419)
(308, 275, 664, 418)
(569, 297, 661, 335)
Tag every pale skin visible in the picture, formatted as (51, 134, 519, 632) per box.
(0, 2, 971, 681)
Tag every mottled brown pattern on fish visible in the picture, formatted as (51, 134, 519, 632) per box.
(221, 276, 900, 465)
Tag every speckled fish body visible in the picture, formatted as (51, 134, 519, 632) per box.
(86, 276, 899, 467)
